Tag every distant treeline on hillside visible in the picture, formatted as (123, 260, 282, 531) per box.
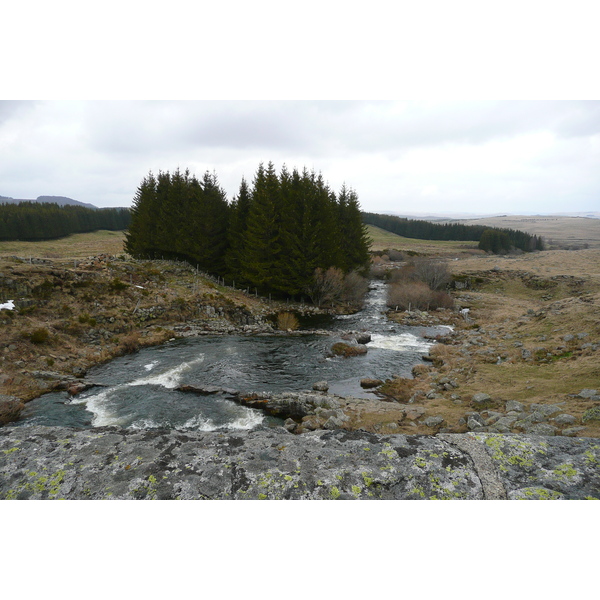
(0, 202, 131, 241)
(362, 212, 544, 253)
(125, 162, 371, 297)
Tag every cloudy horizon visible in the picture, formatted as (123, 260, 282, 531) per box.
(1, 100, 599, 217)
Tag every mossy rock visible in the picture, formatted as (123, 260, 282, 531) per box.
(582, 406, 600, 423)
(330, 342, 368, 358)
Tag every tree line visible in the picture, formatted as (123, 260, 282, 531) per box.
(0, 202, 131, 241)
(362, 212, 543, 253)
(125, 162, 371, 299)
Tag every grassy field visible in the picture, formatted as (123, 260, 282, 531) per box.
(450, 215, 600, 249)
(366, 225, 480, 254)
(0, 230, 127, 260)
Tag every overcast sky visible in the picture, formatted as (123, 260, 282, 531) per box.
(2, 2, 599, 217)
(1, 100, 598, 216)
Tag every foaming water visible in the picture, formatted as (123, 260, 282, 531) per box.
(14, 280, 448, 431)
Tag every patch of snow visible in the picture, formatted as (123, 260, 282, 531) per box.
(0, 300, 15, 310)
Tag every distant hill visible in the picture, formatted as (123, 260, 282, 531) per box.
(0, 195, 97, 210)
(446, 215, 600, 249)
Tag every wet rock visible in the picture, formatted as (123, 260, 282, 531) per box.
(360, 378, 383, 389)
(330, 342, 368, 357)
(66, 381, 94, 396)
(355, 333, 372, 345)
(312, 381, 329, 392)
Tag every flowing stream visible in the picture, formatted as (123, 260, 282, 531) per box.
(15, 281, 450, 431)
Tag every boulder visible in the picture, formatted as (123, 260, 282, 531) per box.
(312, 381, 329, 392)
(2, 427, 599, 499)
(330, 342, 368, 357)
(355, 333, 372, 345)
(471, 393, 495, 410)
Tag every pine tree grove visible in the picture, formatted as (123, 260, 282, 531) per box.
(125, 163, 372, 298)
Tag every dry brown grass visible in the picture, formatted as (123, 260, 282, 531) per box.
(277, 312, 300, 331)
(451, 215, 600, 249)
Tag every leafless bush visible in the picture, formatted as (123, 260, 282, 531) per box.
(411, 257, 451, 290)
(387, 281, 454, 311)
(0, 397, 24, 425)
(388, 257, 450, 291)
(387, 249, 405, 262)
(306, 267, 369, 308)
(305, 267, 344, 307)
(340, 270, 369, 308)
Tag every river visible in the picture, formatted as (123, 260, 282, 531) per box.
(14, 281, 450, 431)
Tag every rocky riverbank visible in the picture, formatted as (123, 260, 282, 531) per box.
(1, 425, 598, 499)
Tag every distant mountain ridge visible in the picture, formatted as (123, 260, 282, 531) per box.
(0, 195, 97, 210)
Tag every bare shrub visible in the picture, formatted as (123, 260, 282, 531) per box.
(0, 397, 24, 425)
(378, 376, 417, 402)
(388, 258, 450, 291)
(118, 332, 141, 355)
(387, 281, 431, 310)
(277, 312, 300, 331)
(305, 267, 344, 307)
(411, 257, 451, 290)
(388, 264, 415, 284)
(29, 328, 50, 344)
(387, 281, 454, 311)
(340, 270, 369, 308)
(387, 249, 406, 262)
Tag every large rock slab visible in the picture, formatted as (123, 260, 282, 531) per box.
(1, 427, 598, 500)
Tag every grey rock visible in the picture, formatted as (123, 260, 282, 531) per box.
(471, 393, 494, 409)
(424, 416, 445, 428)
(553, 414, 576, 426)
(582, 406, 600, 423)
(3, 427, 597, 500)
(505, 400, 525, 413)
(30, 370, 63, 380)
(578, 389, 598, 399)
(312, 381, 329, 392)
(355, 333, 372, 345)
(530, 404, 563, 419)
(524, 423, 557, 436)
(467, 415, 485, 430)
(562, 427, 587, 437)
(284, 418, 298, 432)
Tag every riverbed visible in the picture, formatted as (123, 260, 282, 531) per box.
(14, 281, 450, 431)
